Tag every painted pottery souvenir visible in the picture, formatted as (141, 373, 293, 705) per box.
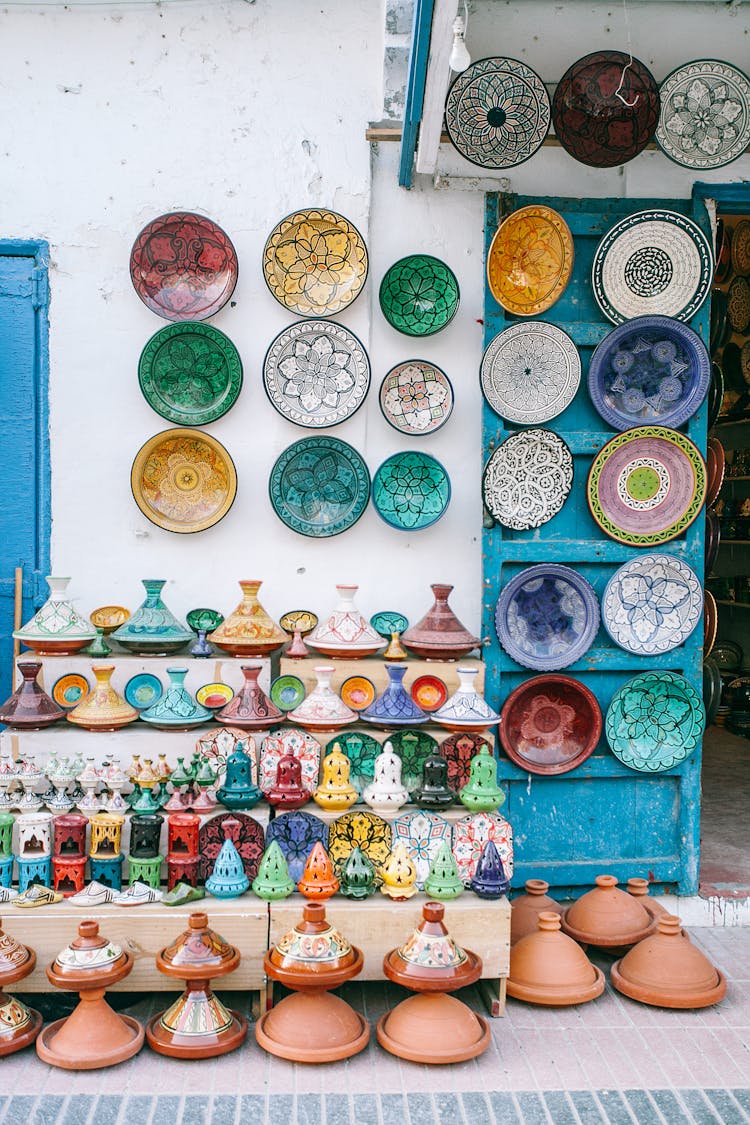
(263, 320, 370, 428)
(190, 630, 213, 657)
(197, 726, 256, 775)
(163, 883, 205, 906)
(0, 662, 64, 730)
(263, 208, 368, 318)
(601, 554, 703, 655)
(129, 813, 164, 859)
(499, 675, 602, 776)
(51, 673, 89, 711)
(383, 631, 419, 657)
(380, 844, 418, 900)
(728, 275, 750, 333)
(0, 919, 42, 1056)
(269, 675, 306, 713)
(592, 210, 713, 325)
(130, 211, 237, 320)
(327, 730, 380, 797)
(453, 811, 514, 885)
(122, 672, 162, 712)
(112, 880, 163, 906)
(67, 666, 138, 732)
(410, 674, 448, 714)
(370, 610, 409, 637)
(392, 811, 451, 888)
(484, 428, 573, 531)
(90, 605, 130, 634)
(112, 579, 193, 654)
(495, 564, 599, 672)
(379, 255, 459, 336)
(308, 585, 383, 657)
(413, 754, 456, 810)
(552, 50, 659, 168)
(372, 451, 450, 531)
(256, 901, 368, 1062)
(279, 609, 318, 637)
(288, 667, 357, 732)
(423, 840, 464, 900)
(377, 902, 489, 1063)
(265, 753, 308, 811)
(605, 671, 705, 772)
(706, 435, 726, 508)
(216, 749, 262, 809)
(327, 811, 392, 879)
(199, 812, 264, 882)
(131, 428, 237, 533)
(704, 590, 717, 660)
(85, 628, 111, 657)
(611, 914, 726, 1008)
(362, 742, 409, 813)
(36, 920, 144, 1068)
(138, 322, 243, 426)
(13, 884, 62, 908)
(140, 668, 211, 730)
(402, 584, 480, 660)
(561, 874, 657, 948)
(510, 879, 562, 945)
(259, 728, 321, 797)
(14, 577, 96, 655)
(196, 682, 234, 710)
(205, 820, 250, 898)
(587, 427, 707, 546)
(252, 842, 295, 901)
(312, 744, 358, 812)
(487, 205, 573, 316)
(433, 667, 500, 731)
(507, 911, 605, 1006)
(480, 322, 581, 425)
(216, 664, 282, 730)
(445, 56, 550, 168)
(732, 218, 750, 275)
(361, 665, 428, 727)
(146, 911, 247, 1058)
(284, 629, 310, 658)
(269, 436, 371, 537)
(458, 747, 505, 812)
(297, 841, 340, 899)
(266, 811, 329, 884)
(209, 580, 287, 656)
(339, 845, 377, 898)
(379, 359, 454, 436)
(339, 675, 376, 712)
(470, 839, 510, 899)
(656, 60, 750, 169)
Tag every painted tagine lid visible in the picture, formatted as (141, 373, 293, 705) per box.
(402, 584, 481, 661)
(288, 666, 357, 732)
(217, 664, 282, 730)
(265, 902, 364, 990)
(67, 666, 139, 731)
(0, 917, 36, 984)
(610, 914, 727, 1009)
(14, 577, 96, 655)
(0, 661, 65, 730)
(507, 912, 605, 1006)
(48, 920, 132, 990)
(157, 912, 240, 980)
(307, 585, 385, 658)
(112, 579, 193, 655)
(561, 874, 657, 948)
(361, 664, 427, 727)
(510, 879, 562, 945)
(209, 580, 287, 657)
(433, 667, 500, 732)
(383, 901, 482, 992)
(140, 668, 212, 730)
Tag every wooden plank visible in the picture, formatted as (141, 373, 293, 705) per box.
(414, 0, 460, 176)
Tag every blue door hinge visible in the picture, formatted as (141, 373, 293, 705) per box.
(31, 267, 48, 310)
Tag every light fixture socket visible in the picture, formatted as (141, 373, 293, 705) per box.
(449, 15, 471, 73)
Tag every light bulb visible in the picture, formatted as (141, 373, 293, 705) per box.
(449, 15, 471, 73)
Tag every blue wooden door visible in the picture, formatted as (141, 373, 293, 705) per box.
(0, 245, 50, 703)
(482, 195, 708, 896)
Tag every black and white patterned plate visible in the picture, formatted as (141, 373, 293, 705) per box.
(480, 321, 581, 424)
(263, 320, 370, 428)
(656, 59, 750, 170)
(482, 429, 573, 530)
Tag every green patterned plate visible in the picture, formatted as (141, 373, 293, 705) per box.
(372, 451, 451, 531)
(186, 607, 224, 632)
(270, 675, 306, 712)
(379, 255, 460, 336)
(269, 436, 370, 538)
(605, 671, 705, 772)
(138, 323, 243, 425)
(370, 611, 409, 636)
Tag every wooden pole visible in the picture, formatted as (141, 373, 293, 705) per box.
(13, 566, 22, 673)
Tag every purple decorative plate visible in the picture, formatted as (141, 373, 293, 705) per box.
(494, 564, 600, 671)
(588, 315, 710, 431)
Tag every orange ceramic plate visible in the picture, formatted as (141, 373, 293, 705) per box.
(52, 673, 90, 710)
(340, 675, 376, 712)
(410, 674, 448, 713)
(130, 427, 237, 534)
(90, 605, 130, 634)
(487, 204, 574, 316)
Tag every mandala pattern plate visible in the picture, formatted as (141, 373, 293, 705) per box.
(439, 731, 492, 790)
(592, 210, 714, 325)
(487, 206, 574, 316)
(480, 321, 581, 424)
(198, 812, 265, 881)
(370, 611, 409, 637)
(601, 554, 703, 655)
(656, 60, 750, 170)
(391, 811, 452, 888)
(327, 811, 392, 879)
(379, 256, 460, 337)
(728, 276, 750, 334)
(195, 726, 257, 776)
(379, 360, 454, 435)
(130, 427, 237, 534)
(587, 426, 707, 547)
(262, 320, 370, 429)
(266, 810, 329, 884)
(482, 429, 573, 530)
(326, 731, 381, 797)
(262, 208, 368, 318)
(587, 315, 711, 431)
(494, 564, 600, 672)
(444, 56, 550, 169)
(452, 811, 514, 886)
(499, 675, 602, 776)
(372, 451, 450, 531)
(605, 671, 705, 773)
(268, 436, 370, 538)
(732, 219, 750, 275)
(259, 728, 321, 796)
(130, 212, 238, 322)
(552, 51, 660, 168)
(279, 610, 318, 635)
(389, 728, 439, 795)
(138, 323, 243, 426)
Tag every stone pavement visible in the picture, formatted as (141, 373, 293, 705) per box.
(2, 927, 748, 1124)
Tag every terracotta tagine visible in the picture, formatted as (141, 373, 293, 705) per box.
(255, 901, 369, 1062)
(402, 584, 481, 661)
(413, 753, 456, 809)
(67, 666, 139, 732)
(458, 746, 506, 812)
(362, 742, 409, 812)
(209, 580, 287, 657)
(36, 920, 144, 1068)
(0, 661, 65, 730)
(424, 840, 464, 901)
(217, 664, 283, 730)
(0, 918, 43, 1056)
(14, 576, 96, 655)
(112, 579, 193, 655)
(626, 876, 671, 919)
(297, 841, 340, 900)
(307, 585, 385, 658)
(361, 665, 428, 727)
(507, 911, 605, 1006)
(140, 668, 212, 731)
(312, 744, 358, 811)
(380, 844, 418, 900)
(288, 666, 357, 732)
(146, 911, 247, 1057)
(561, 874, 657, 948)
(265, 752, 309, 811)
(610, 914, 727, 1009)
(511, 880, 562, 945)
(339, 845, 377, 899)
(470, 839, 510, 899)
(377, 901, 489, 1063)
(433, 667, 500, 732)
(251, 841, 295, 901)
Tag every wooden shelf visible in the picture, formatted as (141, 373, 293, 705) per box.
(716, 600, 750, 609)
(279, 655, 484, 695)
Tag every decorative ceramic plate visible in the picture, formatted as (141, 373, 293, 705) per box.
(704, 589, 718, 657)
(328, 731, 381, 796)
(131, 427, 237, 534)
(195, 726, 257, 774)
(494, 564, 600, 671)
(339, 675, 376, 712)
(262, 208, 368, 318)
(269, 675, 306, 713)
(487, 205, 574, 316)
(708, 363, 725, 429)
(480, 321, 581, 425)
(587, 426, 707, 546)
(444, 56, 550, 169)
(499, 675, 602, 776)
(592, 210, 714, 325)
(389, 728, 439, 794)
(732, 219, 750, 275)
(130, 212, 238, 321)
(199, 811, 265, 881)
(138, 323, 243, 426)
(379, 360, 454, 435)
(703, 657, 722, 725)
(410, 675, 448, 713)
(588, 315, 711, 431)
(51, 673, 89, 710)
(710, 291, 729, 355)
(195, 682, 235, 710)
(327, 810, 392, 878)
(262, 320, 371, 429)
(370, 611, 409, 637)
(392, 811, 452, 888)
(372, 451, 450, 531)
(705, 509, 720, 574)
(728, 276, 750, 334)
(279, 609, 318, 635)
(266, 810, 329, 883)
(482, 429, 573, 530)
(186, 607, 224, 633)
(706, 435, 726, 508)
(268, 436, 370, 538)
(601, 554, 703, 655)
(259, 728, 321, 796)
(124, 673, 163, 711)
(552, 51, 659, 168)
(604, 671, 705, 772)
(439, 731, 492, 790)
(742, 341, 750, 387)
(452, 811, 514, 885)
(711, 639, 743, 671)
(379, 256, 460, 336)
(90, 606, 130, 634)
(656, 60, 750, 170)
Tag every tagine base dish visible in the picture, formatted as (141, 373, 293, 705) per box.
(255, 992, 370, 1062)
(0, 1007, 43, 1057)
(36, 1014, 144, 1070)
(376, 996, 490, 1063)
(146, 1009, 248, 1059)
(609, 961, 726, 1009)
(507, 965, 605, 1007)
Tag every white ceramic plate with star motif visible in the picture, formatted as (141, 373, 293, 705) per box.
(656, 59, 750, 170)
(480, 321, 581, 424)
(601, 553, 703, 656)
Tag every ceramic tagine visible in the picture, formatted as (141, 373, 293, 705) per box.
(313, 745, 358, 812)
(255, 901, 369, 1062)
(112, 580, 193, 655)
(402, 584, 481, 661)
(67, 666, 139, 732)
(217, 665, 283, 730)
(0, 918, 43, 1056)
(146, 911, 247, 1058)
(13, 577, 96, 655)
(140, 668, 212, 731)
(511, 880, 563, 945)
(458, 747, 506, 812)
(377, 901, 490, 1063)
(507, 911, 605, 1007)
(361, 665, 428, 727)
(610, 914, 726, 1009)
(561, 874, 657, 949)
(0, 662, 64, 730)
(288, 667, 357, 732)
(209, 580, 287, 657)
(362, 742, 409, 813)
(433, 667, 500, 732)
(307, 585, 385, 658)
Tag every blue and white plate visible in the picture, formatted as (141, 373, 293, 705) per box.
(494, 564, 600, 671)
(602, 554, 703, 655)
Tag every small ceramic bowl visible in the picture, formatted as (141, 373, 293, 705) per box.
(90, 606, 130, 635)
(196, 682, 235, 710)
(340, 676, 376, 712)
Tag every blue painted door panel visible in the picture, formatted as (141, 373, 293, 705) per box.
(482, 194, 708, 896)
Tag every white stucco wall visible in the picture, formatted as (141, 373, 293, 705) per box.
(1, 0, 748, 636)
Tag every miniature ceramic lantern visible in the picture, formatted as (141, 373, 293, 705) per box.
(458, 747, 505, 812)
(362, 742, 409, 812)
(297, 841, 340, 900)
(312, 744, 358, 811)
(380, 845, 418, 900)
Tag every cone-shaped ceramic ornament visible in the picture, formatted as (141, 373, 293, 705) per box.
(209, 580, 287, 657)
(561, 875, 657, 948)
(217, 664, 282, 730)
(507, 911, 605, 1006)
(252, 842, 295, 901)
(297, 841, 339, 900)
(0, 918, 43, 1056)
(424, 840, 464, 900)
(611, 915, 726, 1008)
(205, 821, 250, 899)
(313, 744, 358, 811)
(0, 661, 64, 730)
(470, 839, 510, 899)
(67, 666, 139, 732)
(140, 668, 212, 730)
(362, 742, 409, 812)
(112, 580, 193, 655)
(288, 666, 357, 732)
(339, 846, 377, 899)
(511, 880, 562, 945)
(380, 845, 418, 900)
(361, 665, 428, 727)
(458, 747, 506, 812)
(307, 585, 385, 658)
(14, 577, 96, 655)
(402, 584, 480, 661)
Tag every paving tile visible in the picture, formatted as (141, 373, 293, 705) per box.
(704, 1028, 750, 1084)
(325, 1094, 351, 1125)
(460, 1093, 491, 1121)
(61, 1095, 93, 1125)
(5, 1100, 39, 1125)
(704, 1090, 749, 1124)
(434, 1093, 462, 1124)
(296, 1093, 321, 1125)
(381, 1093, 408, 1125)
(569, 1091, 606, 1123)
(407, 1092, 436, 1125)
(266, 1095, 292, 1125)
(154, 1096, 180, 1125)
(678, 1089, 722, 1124)
(543, 1091, 576, 1124)
(593, 1090, 634, 1125)
(488, 1092, 521, 1124)
(180, 1096, 209, 1125)
(240, 1094, 266, 1123)
(209, 1096, 237, 1125)
(31, 1098, 66, 1125)
(515, 1092, 548, 1125)
(732, 1090, 750, 1117)
(651, 1090, 691, 1124)
(352, 1094, 378, 1125)
(88, 1096, 123, 1125)
(622, 1090, 660, 1123)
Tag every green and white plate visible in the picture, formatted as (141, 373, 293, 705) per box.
(269, 436, 370, 538)
(605, 671, 705, 772)
(138, 322, 243, 425)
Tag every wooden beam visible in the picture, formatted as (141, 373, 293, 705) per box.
(399, 0, 436, 188)
(415, 0, 460, 176)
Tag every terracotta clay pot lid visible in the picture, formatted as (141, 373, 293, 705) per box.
(146, 1006, 248, 1059)
(255, 991, 370, 1062)
(0, 919, 36, 986)
(156, 912, 240, 980)
(611, 915, 727, 1009)
(376, 993, 490, 1063)
(507, 911, 605, 1007)
(382, 901, 482, 993)
(510, 880, 562, 946)
(264, 902, 363, 990)
(0, 1006, 43, 1057)
(46, 921, 132, 991)
(561, 874, 657, 947)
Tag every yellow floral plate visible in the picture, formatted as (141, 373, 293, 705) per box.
(262, 208, 368, 317)
(487, 204, 574, 316)
(90, 606, 130, 634)
(130, 427, 237, 534)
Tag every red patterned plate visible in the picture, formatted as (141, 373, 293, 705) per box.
(499, 675, 602, 776)
(410, 675, 448, 713)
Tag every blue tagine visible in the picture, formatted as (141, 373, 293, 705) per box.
(361, 665, 428, 727)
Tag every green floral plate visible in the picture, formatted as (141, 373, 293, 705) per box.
(372, 451, 451, 531)
(186, 608, 224, 633)
(138, 323, 243, 425)
(605, 670, 705, 772)
(268, 436, 370, 538)
(270, 674, 307, 712)
(379, 255, 460, 336)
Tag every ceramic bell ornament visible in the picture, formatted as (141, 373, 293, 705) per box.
(423, 840, 464, 901)
(14, 576, 96, 655)
(402, 583, 481, 661)
(265, 752, 309, 811)
(67, 666, 139, 732)
(561, 874, 657, 949)
(112, 579, 193, 655)
(433, 667, 500, 732)
(288, 666, 357, 732)
(209, 580, 287, 657)
(380, 844, 418, 900)
(362, 742, 409, 812)
(217, 664, 282, 730)
(507, 911, 605, 1007)
(458, 747, 506, 812)
(313, 744, 358, 811)
(0, 662, 64, 730)
(297, 841, 339, 900)
(252, 841, 295, 901)
(339, 845, 377, 899)
(414, 752, 455, 809)
(216, 748, 262, 809)
(204, 820, 250, 899)
(0, 918, 43, 1056)
(307, 585, 385, 658)
(611, 914, 726, 1009)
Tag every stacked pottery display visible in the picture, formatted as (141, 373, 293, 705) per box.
(307, 585, 385, 658)
(14, 577, 96, 654)
(112, 579, 193, 654)
(402, 584, 480, 660)
(166, 812, 201, 890)
(210, 580, 287, 656)
(52, 813, 88, 896)
(0, 919, 42, 1056)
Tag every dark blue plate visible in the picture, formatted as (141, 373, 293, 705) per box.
(495, 564, 600, 671)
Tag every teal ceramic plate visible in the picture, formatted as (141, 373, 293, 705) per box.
(269, 436, 370, 538)
(138, 323, 243, 426)
(270, 674, 306, 712)
(370, 611, 409, 636)
(379, 255, 460, 336)
(605, 670, 705, 772)
(372, 451, 451, 531)
(124, 673, 163, 711)
(186, 607, 224, 633)
(51, 673, 90, 710)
